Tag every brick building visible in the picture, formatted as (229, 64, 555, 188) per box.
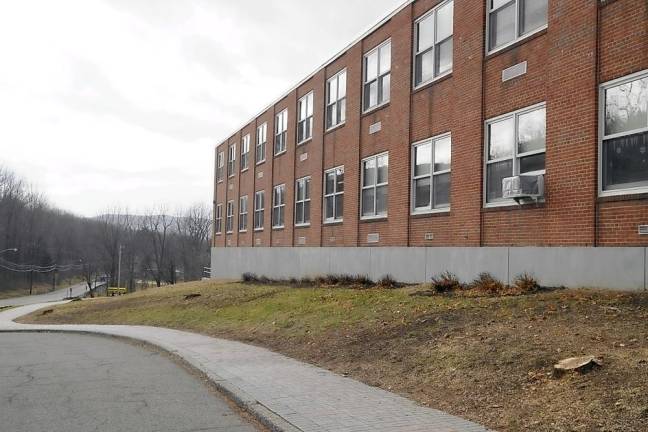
(211, 0, 648, 288)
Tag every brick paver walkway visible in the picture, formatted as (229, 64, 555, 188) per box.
(0, 303, 490, 432)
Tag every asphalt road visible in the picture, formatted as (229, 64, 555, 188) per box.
(0, 332, 261, 432)
(0, 283, 89, 308)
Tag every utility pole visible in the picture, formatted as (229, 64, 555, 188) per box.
(117, 244, 123, 288)
(29, 269, 33, 295)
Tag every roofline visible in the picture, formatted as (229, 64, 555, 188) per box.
(216, 0, 414, 147)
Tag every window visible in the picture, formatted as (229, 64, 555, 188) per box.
(297, 92, 314, 144)
(215, 203, 223, 234)
(239, 196, 248, 232)
(324, 167, 344, 222)
(240, 135, 250, 171)
(363, 41, 391, 111)
(361, 153, 389, 218)
(488, 0, 548, 52)
(256, 123, 267, 164)
(326, 70, 347, 130)
(295, 177, 311, 226)
(485, 103, 546, 204)
(226, 201, 234, 233)
(600, 71, 648, 195)
(275, 110, 288, 155)
(414, 0, 453, 88)
(228, 144, 236, 177)
(216, 151, 225, 182)
(412, 134, 451, 212)
(254, 191, 265, 230)
(272, 184, 286, 228)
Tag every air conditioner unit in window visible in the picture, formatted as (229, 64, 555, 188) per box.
(502, 174, 544, 203)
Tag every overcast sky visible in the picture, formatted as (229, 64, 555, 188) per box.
(0, 0, 404, 217)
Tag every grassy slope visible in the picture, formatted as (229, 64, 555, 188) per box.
(20, 280, 648, 432)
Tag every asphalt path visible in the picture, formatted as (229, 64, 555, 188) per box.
(0, 332, 261, 432)
(0, 283, 89, 308)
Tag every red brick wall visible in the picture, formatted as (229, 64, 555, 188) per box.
(213, 0, 648, 250)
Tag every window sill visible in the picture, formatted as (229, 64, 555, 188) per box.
(272, 226, 285, 231)
(297, 138, 312, 147)
(295, 223, 311, 228)
(274, 150, 287, 158)
(598, 188, 648, 202)
(360, 215, 388, 223)
(323, 219, 343, 226)
(411, 208, 450, 218)
(256, 159, 266, 166)
(325, 122, 346, 134)
(483, 200, 545, 212)
(485, 27, 548, 60)
(413, 71, 452, 94)
(362, 101, 390, 117)
(228, 175, 235, 179)
(239, 230, 248, 233)
(241, 168, 249, 173)
(254, 228, 264, 232)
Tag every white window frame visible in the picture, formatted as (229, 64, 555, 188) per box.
(254, 190, 265, 231)
(294, 177, 311, 227)
(256, 123, 267, 165)
(486, 0, 548, 55)
(215, 203, 223, 234)
(226, 200, 234, 234)
(241, 134, 250, 171)
(598, 69, 648, 198)
(326, 69, 347, 131)
(217, 151, 225, 182)
(360, 152, 389, 219)
(413, 0, 454, 89)
(238, 195, 248, 232)
(323, 166, 344, 223)
(362, 39, 391, 113)
(227, 144, 236, 178)
(411, 133, 452, 214)
(275, 109, 288, 156)
(272, 184, 286, 229)
(297, 92, 314, 145)
(483, 102, 546, 208)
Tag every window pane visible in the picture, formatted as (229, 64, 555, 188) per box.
(489, 2, 516, 50)
(602, 132, 648, 191)
(377, 155, 389, 183)
(415, 177, 431, 209)
(436, 1, 453, 42)
(303, 201, 310, 223)
(307, 94, 314, 116)
(365, 81, 378, 109)
(325, 172, 335, 194)
(296, 181, 304, 201)
(435, 38, 453, 76)
(366, 52, 378, 81)
(415, 143, 432, 176)
(362, 188, 375, 216)
(489, 117, 515, 160)
(434, 137, 451, 171)
(336, 169, 345, 192)
(376, 185, 388, 215)
(520, 153, 545, 174)
(326, 104, 335, 128)
(379, 43, 391, 75)
(417, 15, 435, 52)
(492, 0, 511, 9)
(328, 79, 337, 104)
(363, 159, 376, 186)
(518, 108, 546, 153)
(380, 73, 390, 104)
(339, 98, 346, 123)
(433, 173, 451, 208)
(325, 196, 334, 219)
(338, 72, 347, 98)
(605, 77, 648, 136)
(335, 194, 344, 219)
(520, 0, 547, 35)
(487, 160, 513, 202)
(296, 202, 304, 224)
(415, 49, 435, 85)
(305, 178, 310, 198)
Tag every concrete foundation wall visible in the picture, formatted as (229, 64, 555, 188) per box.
(211, 247, 648, 291)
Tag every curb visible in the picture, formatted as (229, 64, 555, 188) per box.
(0, 306, 303, 432)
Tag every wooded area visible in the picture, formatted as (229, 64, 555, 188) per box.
(0, 165, 211, 294)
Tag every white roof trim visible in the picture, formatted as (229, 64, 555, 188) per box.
(217, 0, 414, 147)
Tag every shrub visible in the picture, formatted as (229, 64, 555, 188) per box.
(242, 272, 259, 283)
(377, 274, 399, 289)
(470, 272, 506, 294)
(512, 273, 540, 294)
(430, 271, 463, 293)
